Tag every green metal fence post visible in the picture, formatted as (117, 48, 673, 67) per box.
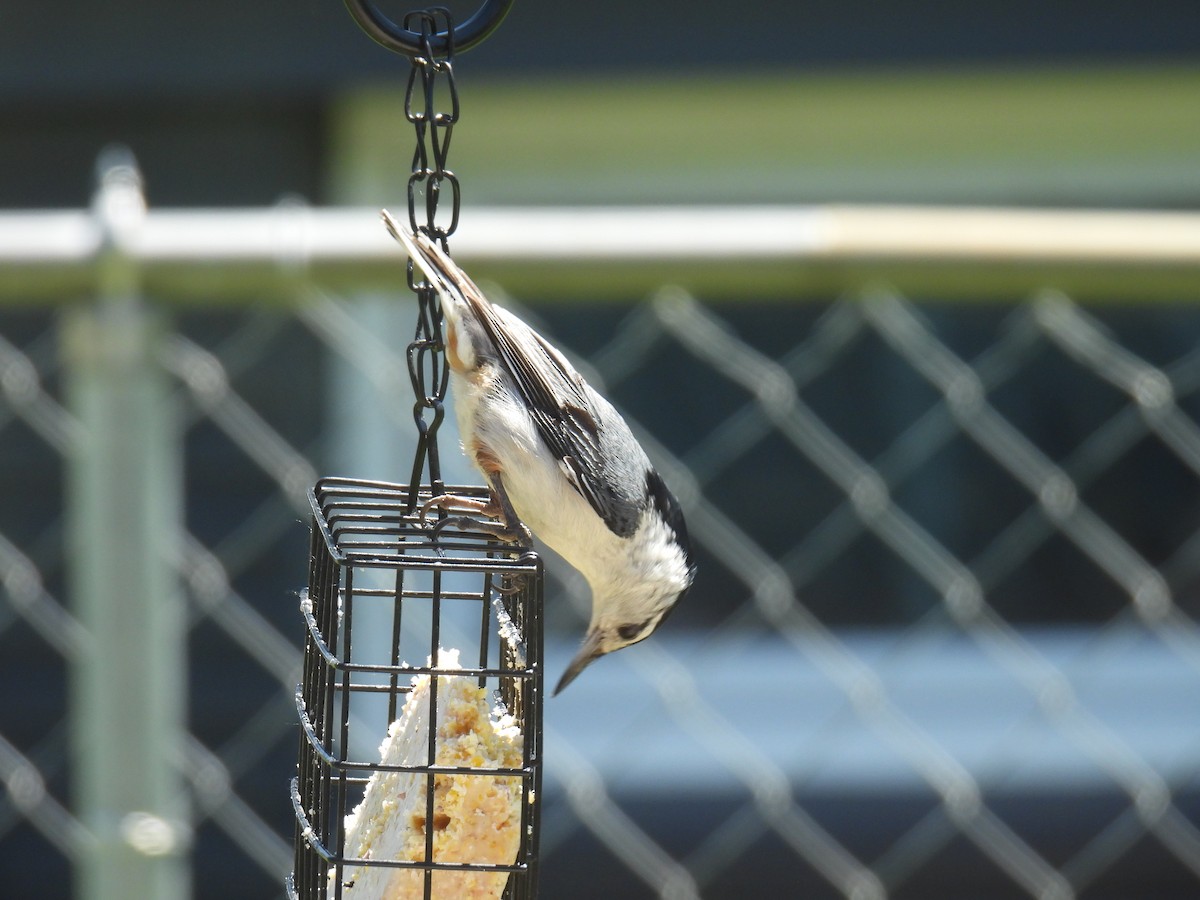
(64, 149, 189, 900)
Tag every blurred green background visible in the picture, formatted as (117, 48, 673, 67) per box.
(3, 2, 1198, 212)
(346, 64, 1200, 207)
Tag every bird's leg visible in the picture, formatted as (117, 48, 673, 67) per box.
(485, 473, 533, 547)
(423, 475, 532, 547)
(485, 474, 535, 596)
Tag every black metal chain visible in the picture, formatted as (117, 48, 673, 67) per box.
(402, 8, 460, 511)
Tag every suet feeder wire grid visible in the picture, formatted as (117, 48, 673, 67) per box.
(290, 5, 543, 899)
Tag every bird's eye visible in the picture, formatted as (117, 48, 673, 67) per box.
(617, 622, 645, 642)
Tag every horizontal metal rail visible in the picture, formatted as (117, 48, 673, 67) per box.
(3, 205, 1199, 302)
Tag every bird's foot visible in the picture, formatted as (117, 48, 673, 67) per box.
(422, 494, 532, 546)
(421, 493, 490, 519)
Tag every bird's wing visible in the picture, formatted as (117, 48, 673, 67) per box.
(387, 217, 644, 537)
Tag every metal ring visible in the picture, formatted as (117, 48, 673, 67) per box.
(343, 0, 515, 56)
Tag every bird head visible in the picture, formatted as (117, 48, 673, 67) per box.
(553, 583, 690, 695)
(554, 499, 695, 695)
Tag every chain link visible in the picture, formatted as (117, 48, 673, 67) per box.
(400, 8, 461, 509)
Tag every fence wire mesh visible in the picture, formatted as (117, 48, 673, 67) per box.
(2, 207, 1200, 899)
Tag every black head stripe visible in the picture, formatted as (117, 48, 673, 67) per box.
(646, 469, 696, 576)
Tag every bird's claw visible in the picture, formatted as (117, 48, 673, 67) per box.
(422, 494, 532, 546)
(498, 550, 540, 595)
(496, 575, 524, 595)
(421, 493, 490, 520)
(431, 515, 531, 545)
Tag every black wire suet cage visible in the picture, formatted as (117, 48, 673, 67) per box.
(290, 478, 543, 899)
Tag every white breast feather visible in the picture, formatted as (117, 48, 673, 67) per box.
(441, 292, 690, 615)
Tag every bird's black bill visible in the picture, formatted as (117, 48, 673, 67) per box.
(554, 630, 603, 696)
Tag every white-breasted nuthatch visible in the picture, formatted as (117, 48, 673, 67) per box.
(389, 219, 696, 694)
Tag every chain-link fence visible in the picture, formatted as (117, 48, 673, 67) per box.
(3, 177, 1200, 899)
